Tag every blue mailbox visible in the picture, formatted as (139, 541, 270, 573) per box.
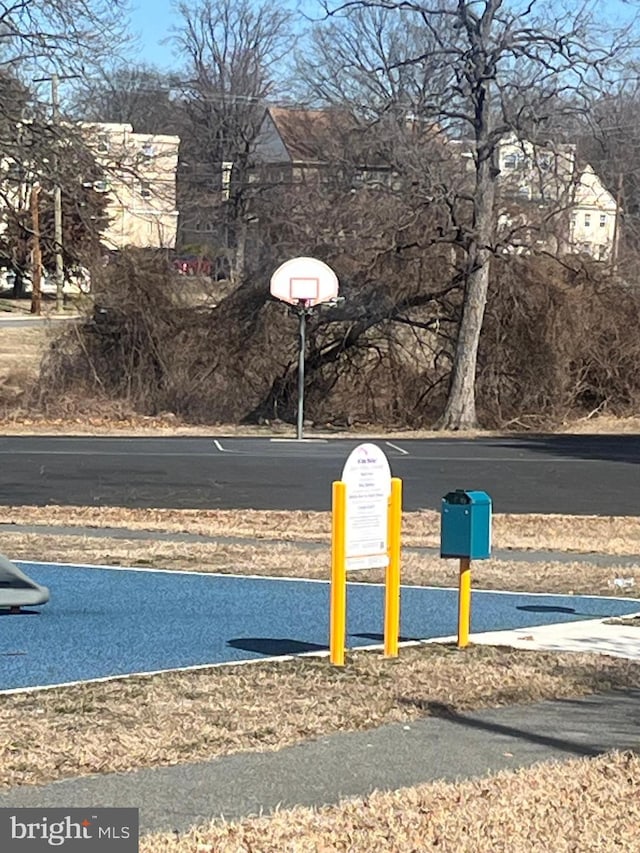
(440, 489, 492, 559)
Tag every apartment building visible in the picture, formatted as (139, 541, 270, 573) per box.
(82, 122, 180, 250)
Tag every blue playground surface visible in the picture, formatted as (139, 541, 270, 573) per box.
(2, 561, 640, 692)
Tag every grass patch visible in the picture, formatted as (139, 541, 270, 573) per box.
(1, 644, 639, 789)
(0, 328, 48, 406)
(4, 505, 640, 555)
(141, 750, 640, 852)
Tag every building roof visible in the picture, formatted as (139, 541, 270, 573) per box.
(267, 107, 356, 163)
(258, 106, 441, 170)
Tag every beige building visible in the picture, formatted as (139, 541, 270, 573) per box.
(568, 163, 617, 261)
(82, 123, 180, 250)
(497, 135, 618, 260)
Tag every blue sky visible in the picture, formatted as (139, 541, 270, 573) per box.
(128, 0, 178, 67)
(128, 0, 319, 69)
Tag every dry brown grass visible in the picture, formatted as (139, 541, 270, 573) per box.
(1, 644, 639, 790)
(141, 750, 640, 853)
(4, 505, 640, 555)
(0, 327, 47, 405)
(1, 418, 639, 435)
(1, 409, 640, 436)
(3, 532, 640, 597)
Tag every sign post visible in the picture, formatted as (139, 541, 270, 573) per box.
(270, 257, 339, 440)
(330, 480, 347, 667)
(330, 443, 402, 665)
(384, 477, 402, 658)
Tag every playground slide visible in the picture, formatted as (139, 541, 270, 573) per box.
(0, 554, 49, 610)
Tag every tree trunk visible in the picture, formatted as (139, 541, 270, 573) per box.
(12, 268, 25, 300)
(233, 218, 247, 285)
(438, 137, 496, 430)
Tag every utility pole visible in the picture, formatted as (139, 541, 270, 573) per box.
(30, 185, 42, 316)
(51, 73, 64, 314)
(34, 72, 79, 313)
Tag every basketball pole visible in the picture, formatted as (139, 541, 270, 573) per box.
(297, 303, 307, 441)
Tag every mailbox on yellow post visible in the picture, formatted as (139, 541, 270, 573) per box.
(440, 489, 492, 648)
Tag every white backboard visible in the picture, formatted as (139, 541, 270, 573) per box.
(270, 257, 339, 307)
(341, 443, 392, 571)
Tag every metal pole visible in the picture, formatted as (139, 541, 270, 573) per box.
(297, 306, 306, 440)
(51, 73, 64, 314)
(30, 186, 42, 316)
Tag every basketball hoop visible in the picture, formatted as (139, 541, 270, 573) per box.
(270, 257, 339, 307)
(269, 257, 340, 441)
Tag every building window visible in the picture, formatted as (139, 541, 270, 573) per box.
(503, 153, 520, 170)
(141, 143, 156, 158)
(584, 213, 591, 227)
(6, 161, 22, 181)
(139, 181, 152, 198)
(600, 214, 607, 228)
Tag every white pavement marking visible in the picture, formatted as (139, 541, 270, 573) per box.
(1, 449, 220, 458)
(0, 651, 334, 696)
(385, 441, 409, 455)
(213, 439, 230, 453)
(270, 438, 328, 443)
(15, 560, 382, 589)
(16, 561, 640, 603)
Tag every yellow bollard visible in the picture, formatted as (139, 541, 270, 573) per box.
(458, 557, 472, 648)
(330, 480, 347, 666)
(384, 477, 402, 657)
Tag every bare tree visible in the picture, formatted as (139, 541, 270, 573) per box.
(172, 0, 294, 281)
(306, 0, 639, 428)
(0, 81, 110, 296)
(68, 65, 181, 135)
(0, 0, 129, 73)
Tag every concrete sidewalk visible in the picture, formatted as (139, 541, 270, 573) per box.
(0, 689, 638, 835)
(471, 614, 640, 659)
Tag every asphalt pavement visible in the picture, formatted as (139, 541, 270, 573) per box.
(2, 434, 640, 514)
(1, 689, 638, 834)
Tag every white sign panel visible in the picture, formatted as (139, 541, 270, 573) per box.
(341, 443, 392, 570)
